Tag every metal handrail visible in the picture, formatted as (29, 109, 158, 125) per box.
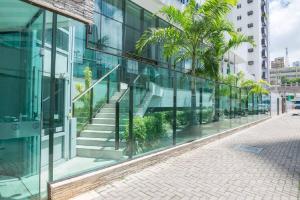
(72, 64, 120, 103)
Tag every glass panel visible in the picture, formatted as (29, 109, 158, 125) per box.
(143, 11, 156, 60)
(175, 72, 193, 144)
(124, 26, 140, 53)
(219, 83, 231, 120)
(131, 64, 173, 157)
(102, 0, 123, 22)
(101, 16, 123, 50)
(0, 1, 44, 198)
(125, 1, 141, 30)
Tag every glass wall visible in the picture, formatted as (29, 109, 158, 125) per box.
(89, 0, 182, 70)
(0, 1, 44, 199)
(0, 0, 271, 199)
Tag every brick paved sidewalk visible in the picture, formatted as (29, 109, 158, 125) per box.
(73, 113, 300, 200)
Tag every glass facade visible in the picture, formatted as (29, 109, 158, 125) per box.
(0, 0, 271, 199)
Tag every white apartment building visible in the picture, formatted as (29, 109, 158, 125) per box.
(228, 0, 270, 82)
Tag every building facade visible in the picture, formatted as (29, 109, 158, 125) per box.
(227, 0, 270, 82)
(0, 0, 270, 199)
(270, 66, 300, 85)
(271, 57, 285, 69)
(293, 61, 300, 67)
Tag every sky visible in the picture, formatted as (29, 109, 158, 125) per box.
(270, 0, 300, 64)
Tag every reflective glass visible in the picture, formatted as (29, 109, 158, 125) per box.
(102, 0, 123, 22)
(125, 1, 141, 30)
(101, 16, 123, 50)
(0, 1, 44, 198)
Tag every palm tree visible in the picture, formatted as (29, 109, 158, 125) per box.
(241, 79, 270, 114)
(136, 0, 252, 124)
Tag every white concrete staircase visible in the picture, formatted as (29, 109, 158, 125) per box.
(76, 91, 126, 160)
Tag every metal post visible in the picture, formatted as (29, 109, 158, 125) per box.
(89, 88, 94, 123)
(277, 97, 280, 115)
(107, 75, 110, 103)
(128, 84, 134, 159)
(117, 68, 121, 92)
(229, 86, 232, 118)
(115, 102, 120, 150)
(199, 87, 203, 124)
(252, 93, 255, 114)
(239, 88, 242, 116)
(172, 72, 177, 145)
(256, 95, 259, 115)
(48, 13, 57, 182)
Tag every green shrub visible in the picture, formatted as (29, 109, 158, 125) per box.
(123, 112, 169, 154)
(176, 110, 190, 127)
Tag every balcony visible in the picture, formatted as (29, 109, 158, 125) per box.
(262, 49, 268, 58)
(261, 27, 267, 36)
(261, 39, 267, 47)
(262, 60, 268, 69)
(261, 16, 267, 26)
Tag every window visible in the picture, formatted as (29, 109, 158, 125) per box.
(247, 0, 253, 3)
(124, 26, 141, 52)
(102, 0, 123, 22)
(237, 15, 242, 20)
(248, 23, 254, 28)
(237, 3, 241, 9)
(125, 1, 141, 30)
(237, 27, 242, 32)
(143, 11, 156, 59)
(247, 11, 253, 16)
(248, 61, 254, 65)
(101, 15, 123, 50)
(248, 48, 254, 53)
(248, 35, 254, 40)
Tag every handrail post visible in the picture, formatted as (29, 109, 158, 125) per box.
(252, 93, 255, 114)
(115, 102, 120, 150)
(128, 84, 134, 159)
(72, 102, 75, 118)
(89, 88, 93, 123)
(107, 74, 110, 104)
(239, 88, 242, 116)
(199, 87, 203, 124)
(229, 86, 232, 118)
(173, 72, 177, 146)
(117, 67, 121, 92)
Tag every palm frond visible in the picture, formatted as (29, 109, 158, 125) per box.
(135, 27, 182, 55)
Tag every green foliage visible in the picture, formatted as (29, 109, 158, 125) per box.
(176, 110, 191, 127)
(241, 79, 270, 95)
(281, 77, 300, 84)
(73, 67, 93, 131)
(123, 112, 169, 154)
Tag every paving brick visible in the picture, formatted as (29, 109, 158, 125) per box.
(72, 113, 300, 200)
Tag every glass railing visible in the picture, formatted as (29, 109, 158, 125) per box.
(52, 55, 271, 184)
(72, 64, 120, 132)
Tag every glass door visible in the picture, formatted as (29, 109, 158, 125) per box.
(0, 1, 44, 199)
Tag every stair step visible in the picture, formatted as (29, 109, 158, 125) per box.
(77, 137, 115, 147)
(96, 113, 115, 118)
(101, 108, 115, 113)
(104, 104, 116, 108)
(80, 130, 114, 138)
(87, 124, 115, 131)
(93, 118, 115, 124)
(77, 145, 124, 160)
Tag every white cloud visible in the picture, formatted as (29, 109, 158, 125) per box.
(270, 0, 300, 64)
